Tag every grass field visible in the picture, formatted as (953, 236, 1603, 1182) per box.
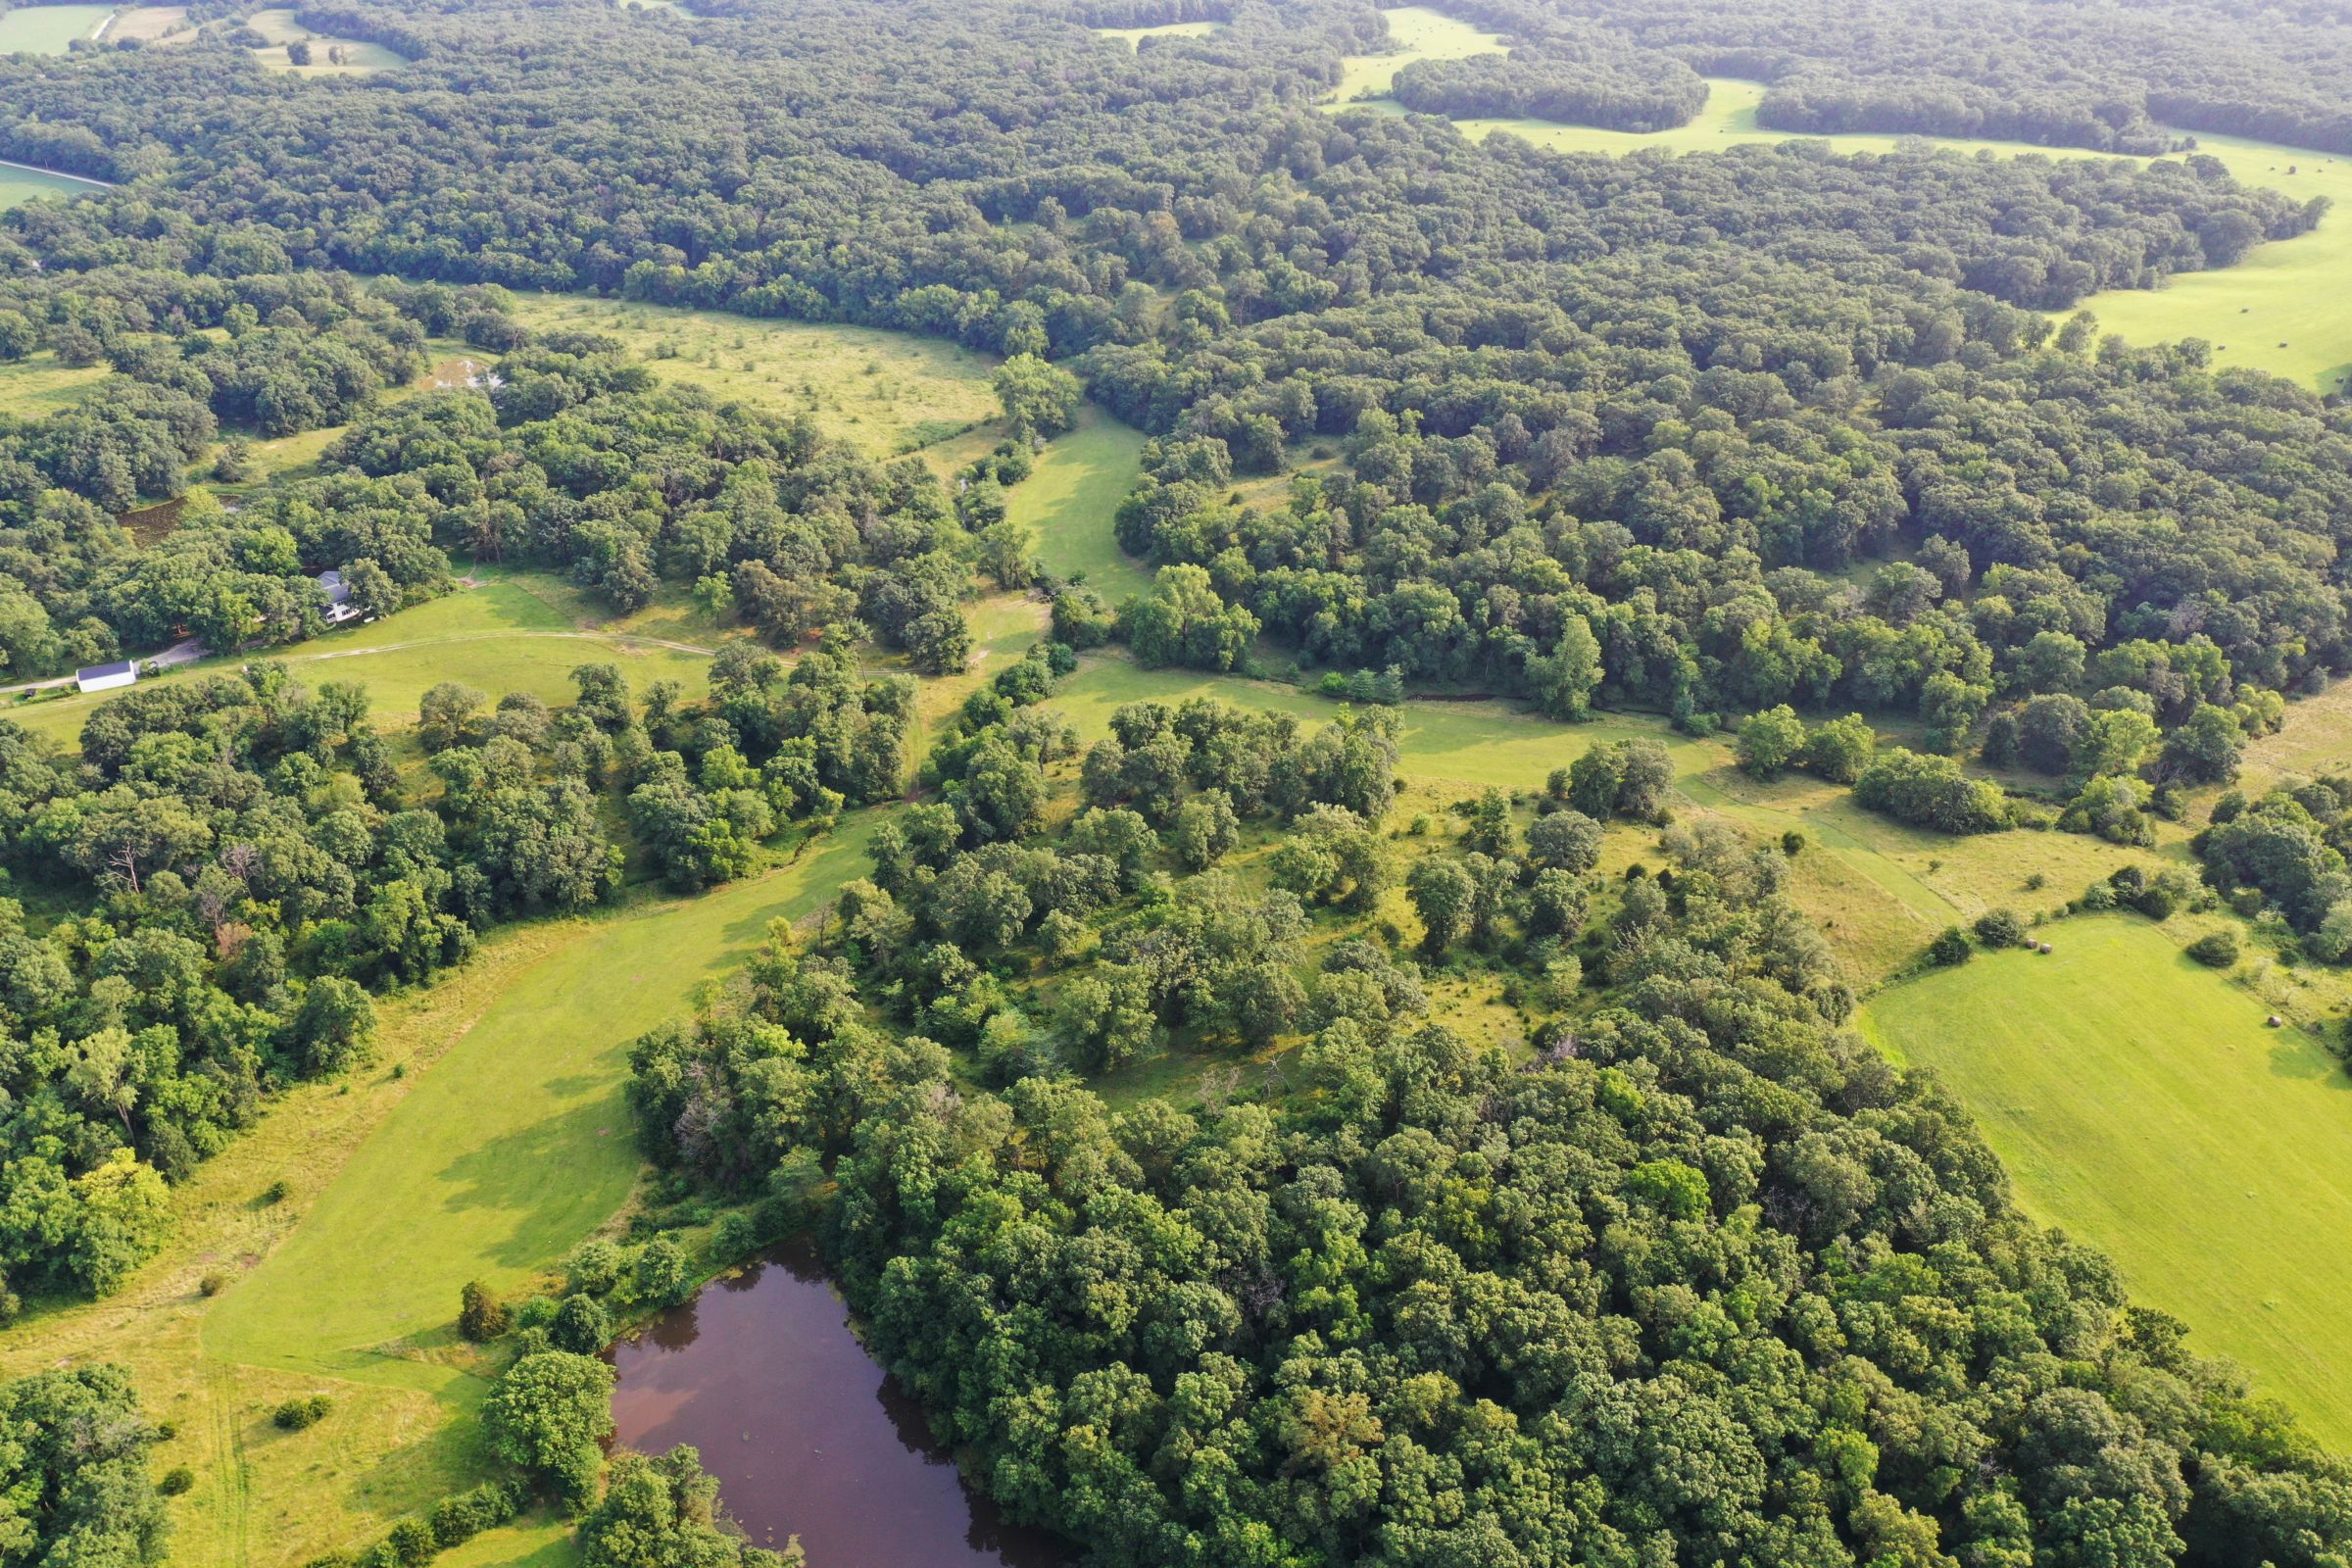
(4, 572, 721, 746)
(246, 7, 405, 73)
(1324, 5, 1506, 104)
(2, 823, 873, 1565)
(1006, 405, 1152, 601)
(0, 346, 110, 414)
(0, 2, 110, 51)
(1862, 913, 2352, 1446)
(0, 158, 109, 210)
(1095, 19, 1218, 46)
(107, 4, 193, 43)
(502, 293, 1003, 460)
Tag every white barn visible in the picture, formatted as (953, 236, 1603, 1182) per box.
(75, 661, 137, 694)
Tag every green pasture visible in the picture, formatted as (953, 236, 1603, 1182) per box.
(502, 292, 1003, 460)
(2074, 130, 2352, 390)
(1095, 19, 1218, 46)
(1862, 913, 2352, 1446)
(4, 574, 718, 745)
(1324, 4, 1505, 105)
(0, 2, 110, 51)
(246, 7, 405, 73)
(0, 160, 107, 210)
(1006, 405, 1152, 601)
(206, 820, 880, 1386)
(0, 347, 109, 413)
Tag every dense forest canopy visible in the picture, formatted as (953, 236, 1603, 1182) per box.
(3, 0, 2352, 1564)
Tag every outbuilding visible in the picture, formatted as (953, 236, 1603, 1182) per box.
(74, 661, 136, 694)
(318, 568, 363, 625)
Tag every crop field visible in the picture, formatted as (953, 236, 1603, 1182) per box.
(1325, 4, 1506, 105)
(0, 1, 111, 51)
(502, 293, 1003, 460)
(1862, 913, 2352, 1447)
(1095, 19, 1219, 46)
(1005, 405, 1152, 601)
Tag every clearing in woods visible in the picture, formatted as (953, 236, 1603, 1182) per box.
(0, 2, 112, 51)
(246, 7, 407, 73)
(0, 348, 111, 413)
(2, 570, 721, 746)
(1861, 912, 2352, 1448)
(1094, 19, 1220, 46)
(1004, 405, 1153, 602)
(0, 159, 109, 211)
(1324, 4, 1506, 105)
(500, 292, 1004, 462)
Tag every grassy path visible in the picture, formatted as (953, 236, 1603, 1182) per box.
(1863, 914, 2352, 1446)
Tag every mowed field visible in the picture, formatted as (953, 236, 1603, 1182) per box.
(1862, 914, 2352, 1447)
(1324, 4, 1507, 104)
(0, 2, 111, 51)
(502, 292, 1003, 461)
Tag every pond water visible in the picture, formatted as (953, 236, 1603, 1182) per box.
(607, 1240, 1067, 1567)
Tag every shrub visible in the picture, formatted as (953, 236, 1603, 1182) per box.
(273, 1395, 331, 1431)
(1973, 908, 2027, 948)
(2186, 930, 2241, 967)
(458, 1280, 510, 1342)
(260, 1180, 290, 1205)
(198, 1273, 225, 1298)
(385, 1519, 437, 1566)
(159, 1466, 195, 1496)
(1926, 927, 1975, 965)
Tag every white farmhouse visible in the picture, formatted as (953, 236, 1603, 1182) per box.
(74, 661, 137, 694)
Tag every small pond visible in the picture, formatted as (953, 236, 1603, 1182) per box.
(607, 1239, 1067, 1567)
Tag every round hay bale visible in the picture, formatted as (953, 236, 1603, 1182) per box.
(2037, 942, 2052, 955)
(2267, 1014, 2283, 1028)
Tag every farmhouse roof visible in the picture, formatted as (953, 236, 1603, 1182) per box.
(76, 661, 135, 681)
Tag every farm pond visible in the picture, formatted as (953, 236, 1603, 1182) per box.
(607, 1238, 1067, 1567)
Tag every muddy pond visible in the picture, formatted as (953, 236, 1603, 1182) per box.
(607, 1239, 1067, 1567)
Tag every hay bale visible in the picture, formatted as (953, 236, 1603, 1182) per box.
(2037, 942, 2052, 955)
(2267, 1014, 2283, 1028)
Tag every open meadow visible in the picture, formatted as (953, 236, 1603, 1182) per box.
(502, 292, 1003, 461)
(0, 158, 109, 210)
(0, 1, 111, 51)
(1324, 4, 1506, 104)
(1004, 404, 1152, 601)
(246, 6, 406, 73)
(1094, 19, 1220, 47)
(1862, 913, 2352, 1447)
